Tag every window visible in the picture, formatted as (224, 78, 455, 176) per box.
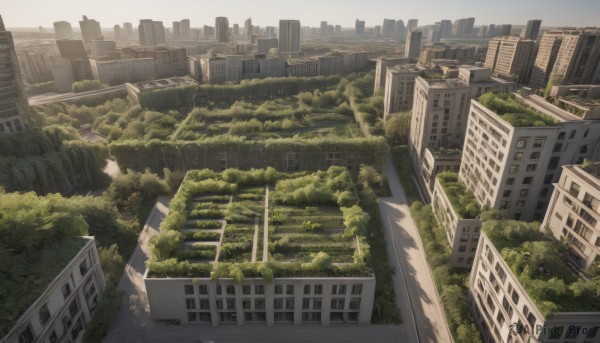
(522, 305, 529, 316)
(302, 298, 310, 309)
(255, 285, 264, 295)
(199, 285, 208, 295)
(533, 137, 545, 148)
(226, 285, 235, 295)
(275, 285, 283, 294)
(519, 189, 528, 197)
(459, 246, 466, 252)
(216, 299, 223, 310)
(18, 324, 34, 343)
(39, 304, 50, 326)
(186, 299, 196, 309)
(558, 131, 565, 139)
(526, 164, 536, 172)
(351, 284, 362, 295)
(570, 182, 581, 197)
(349, 298, 361, 310)
(79, 259, 88, 276)
(338, 285, 346, 295)
(500, 201, 507, 209)
(199, 299, 209, 309)
(553, 143, 562, 153)
(304, 285, 311, 295)
(511, 290, 520, 304)
(274, 299, 283, 310)
(188, 312, 197, 322)
(516, 139, 527, 148)
(544, 174, 553, 184)
(506, 178, 515, 185)
(513, 152, 523, 160)
(314, 285, 323, 294)
(285, 298, 294, 309)
(184, 285, 194, 295)
(331, 298, 345, 310)
(62, 282, 72, 299)
(523, 177, 533, 185)
(569, 130, 576, 139)
(255, 298, 265, 310)
(226, 298, 235, 309)
(548, 157, 559, 170)
(331, 285, 337, 295)
(286, 285, 294, 295)
(509, 165, 519, 173)
(580, 144, 588, 154)
(216, 285, 222, 295)
(313, 298, 322, 310)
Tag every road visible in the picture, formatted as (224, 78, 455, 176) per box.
(378, 153, 453, 343)
(27, 85, 126, 106)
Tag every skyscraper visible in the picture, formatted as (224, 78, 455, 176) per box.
(355, 19, 365, 35)
(172, 21, 181, 39)
(520, 19, 542, 40)
(122, 22, 134, 40)
(407, 19, 418, 32)
(320, 21, 328, 37)
(530, 28, 600, 89)
(465, 17, 475, 36)
(396, 20, 406, 36)
(138, 19, 166, 46)
(79, 15, 102, 45)
(180, 19, 190, 39)
(405, 31, 422, 59)
(0, 15, 28, 133)
(114, 25, 122, 41)
(215, 17, 230, 43)
(232, 24, 240, 37)
(244, 18, 253, 42)
(53, 21, 73, 39)
(382, 19, 396, 36)
(265, 26, 276, 38)
(278, 20, 301, 53)
(485, 36, 536, 83)
(499, 24, 512, 36)
(439, 20, 452, 37)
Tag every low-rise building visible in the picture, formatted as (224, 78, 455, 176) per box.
(470, 223, 600, 343)
(90, 57, 156, 85)
(432, 172, 482, 268)
(242, 54, 287, 79)
(287, 58, 318, 77)
(542, 162, 600, 271)
(49, 56, 76, 92)
(342, 52, 368, 73)
(1, 237, 105, 343)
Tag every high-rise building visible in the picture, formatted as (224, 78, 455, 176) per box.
(383, 64, 420, 118)
(355, 19, 365, 35)
(543, 162, 600, 271)
(265, 26, 276, 38)
(452, 18, 474, 37)
(530, 28, 600, 90)
(0, 15, 28, 133)
(244, 18, 253, 42)
(520, 19, 542, 40)
(485, 36, 536, 83)
(278, 20, 301, 53)
(180, 19, 190, 39)
(335, 25, 341, 34)
(459, 93, 600, 221)
(172, 21, 181, 39)
(138, 19, 166, 46)
(396, 20, 406, 36)
(215, 17, 230, 43)
(428, 24, 441, 44)
(232, 24, 240, 37)
(382, 19, 396, 36)
(407, 19, 418, 32)
(499, 24, 512, 36)
(203, 26, 215, 40)
(405, 31, 423, 59)
(79, 15, 102, 46)
(465, 17, 475, 36)
(55, 39, 93, 81)
(409, 67, 516, 195)
(439, 20, 452, 37)
(122, 22, 134, 40)
(487, 24, 497, 37)
(53, 21, 73, 39)
(320, 21, 328, 37)
(257, 38, 278, 54)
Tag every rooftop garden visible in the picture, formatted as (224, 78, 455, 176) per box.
(436, 172, 480, 219)
(479, 93, 559, 127)
(483, 220, 600, 317)
(147, 167, 372, 280)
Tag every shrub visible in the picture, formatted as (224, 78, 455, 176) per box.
(72, 80, 108, 93)
(302, 220, 322, 232)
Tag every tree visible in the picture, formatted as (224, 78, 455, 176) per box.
(357, 164, 382, 189)
(98, 244, 125, 286)
(384, 111, 411, 146)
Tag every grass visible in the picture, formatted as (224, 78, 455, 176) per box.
(479, 93, 558, 127)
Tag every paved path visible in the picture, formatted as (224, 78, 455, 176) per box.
(379, 154, 453, 343)
(103, 197, 170, 343)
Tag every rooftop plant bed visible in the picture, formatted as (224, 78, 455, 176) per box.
(483, 220, 600, 317)
(436, 171, 480, 219)
(479, 93, 559, 127)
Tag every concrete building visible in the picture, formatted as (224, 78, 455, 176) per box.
(172, 19, 191, 40)
(265, 26, 276, 39)
(200, 55, 242, 84)
(53, 21, 73, 40)
(287, 58, 318, 77)
(459, 93, 600, 221)
(138, 19, 166, 46)
(79, 16, 102, 46)
(90, 57, 156, 85)
(113, 25, 122, 41)
(90, 40, 117, 58)
(382, 19, 396, 36)
(439, 20, 452, 37)
(50, 56, 76, 92)
(542, 162, 600, 271)
(432, 174, 482, 268)
(316, 54, 343, 76)
(469, 229, 600, 343)
(244, 18, 253, 42)
(409, 66, 517, 195)
(320, 21, 328, 37)
(355, 20, 365, 35)
(395, 20, 406, 36)
(530, 28, 600, 90)
(203, 26, 215, 40)
(452, 18, 474, 37)
(122, 22, 134, 40)
(215, 17, 230, 43)
(407, 19, 418, 32)
(0, 237, 105, 343)
(428, 24, 441, 44)
(341, 51, 368, 73)
(257, 38, 278, 54)
(121, 46, 187, 80)
(485, 37, 536, 83)
(383, 64, 420, 118)
(520, 19, 542, 40)
(241, 54, 286, 79)
(405, 31, 423, 59)
(374, 57, 413, 91)
(279, 20, 301, 53)
(55, 39, 92, 81)
(17, 42, 59, 84)
(0, 16, 28, 133)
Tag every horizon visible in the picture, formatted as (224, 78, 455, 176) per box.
(2, 0, 599, 29)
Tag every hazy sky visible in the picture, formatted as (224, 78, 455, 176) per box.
(3, 0, 599, 29)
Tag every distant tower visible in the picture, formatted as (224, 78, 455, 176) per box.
(278, 20, 301, 52)
(114, 25, 122, 41)
(355, 19, 365, 35)
(53, 21, 73, 39)
(79, 15, 102, 46)
(0, 15, 28, 133)
(520, 19, 542, 40)
(138, 19, 166, 46)
(244, 18, 253, 42)
(122, 22, 134, 40)
(407, 19, 418, 32)
(405, 30, 422, 59)
(215, 17, 230, 43)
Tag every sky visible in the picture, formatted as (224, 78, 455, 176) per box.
(2, 0, 599, 29)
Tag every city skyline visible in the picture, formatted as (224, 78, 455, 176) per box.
(3, 0, 600, 29)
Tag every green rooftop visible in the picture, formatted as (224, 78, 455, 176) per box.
(436, 171, 480, 219)
(479, 93, 559, 127)
(147, 167, 372, 280)
(483, 220, 600, 317)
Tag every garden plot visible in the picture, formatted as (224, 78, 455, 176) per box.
(268, 205, 356, 263)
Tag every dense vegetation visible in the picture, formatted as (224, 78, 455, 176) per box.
(384, 111, 411, 145)
(411, 202, 483, 342)
(436, 172, 480, 219)
(72, 80, 109, 93)
(478, 93, 558, 127)
(483, 221, 600, 316)
(137, 84, 197, 112)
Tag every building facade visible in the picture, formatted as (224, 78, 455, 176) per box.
(355, 20, 365, 35)
(542, 163, 600, 271)
(1, 237, 105, 343)
(279, 20, 301, 53)
(90, 57, 156, 85)
(0, 16, 28, 133)
(459, 94, 600, 221)
(383, 64, 420, 118)
(215, 17, 230, 43)
(485, 37, 536, 83)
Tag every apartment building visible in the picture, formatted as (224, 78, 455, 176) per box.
(279, 20, 301, 53)
(383, 64, 421, 119)
(0, 15, 28, 133)
(459, 93, 600, 221)
(241, 55, 287, 79)
(530, 28, 600, 90)
(470, 228, 600, 343)
(1, 237, 105, 343)
(542, 163, 600, 271)
(409, 66, 516, 195)
(485, 37, 536, 84)
(374, 57, 413, 91)
(431, 173, 482, 268)
(520, 19, 542, 41)
(316, 54, 343, 76)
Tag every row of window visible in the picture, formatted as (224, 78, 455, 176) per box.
(184, 283, 363, 296)
(186, 311, 361, 323)
(185, 297, 361, 311)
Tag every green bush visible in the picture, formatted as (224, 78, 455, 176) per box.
(72, 80, 108, 93)
(184, 231, 221, 241)
(195, 220, 222, 229)
(302, 220, 322, 232)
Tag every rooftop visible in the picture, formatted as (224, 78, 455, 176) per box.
(478, 93, 559, 127)
(580, 160, 600, 180)
(130, 76, 198, 91)
(483, 221, 600, 317)
(147, 167, 372, 279)
(428, 146, 462, 157)
(436, 171, 480, 219)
